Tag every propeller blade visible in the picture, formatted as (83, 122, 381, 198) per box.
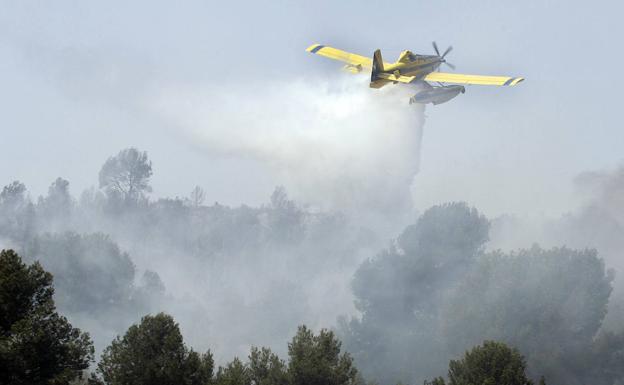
(445, 62, 456, 70)
(442, 45, 453, 58)
(432, 41, 440, 56)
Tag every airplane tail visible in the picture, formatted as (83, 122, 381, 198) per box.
(371, 49, 384, 81)
(370, 49, 389, 88)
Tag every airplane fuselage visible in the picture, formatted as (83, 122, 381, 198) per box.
(383, 54, 442, 79)
(381, 51, 444, 79)
(369, 50, 448, 89)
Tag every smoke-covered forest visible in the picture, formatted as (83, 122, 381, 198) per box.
(2, 147, 624, 385)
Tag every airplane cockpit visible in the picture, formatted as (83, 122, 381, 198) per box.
(398, 50, 417, 63)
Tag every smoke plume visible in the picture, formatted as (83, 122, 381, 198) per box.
(151, 76, 425, 225)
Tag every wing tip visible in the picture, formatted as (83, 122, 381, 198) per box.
(306, 44, 325, 53)
(509, 77, 525, 86)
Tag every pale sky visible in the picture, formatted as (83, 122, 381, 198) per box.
(1, 0, 622, 217)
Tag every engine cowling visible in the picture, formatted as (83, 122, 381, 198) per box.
(409, 85, 465, 105)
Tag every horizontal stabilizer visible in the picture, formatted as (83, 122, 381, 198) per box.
(377, 73, 416, 83)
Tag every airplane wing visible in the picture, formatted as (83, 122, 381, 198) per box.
(424, 72, 524, 86)
(306, 44, 393, 69)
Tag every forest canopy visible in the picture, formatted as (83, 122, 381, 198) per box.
(1, 149, 623, 385)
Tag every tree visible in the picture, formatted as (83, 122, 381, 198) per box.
(423, 378, 446, 385)
(0, 181, 35, 246)
(0, 180, 27, 207)
(26, 232, 137, 314)
(97, 312, 212, 385)
(266, 186, 304, 244)
(352, 202, 489, 320)
(98, 148, 153, 204)
(442, 246, 614, 383)
(248, 346, 289, 385)
(140, 270, 166, 294)
(39, 177, 72, 224)
(561, 330, 624, 385)
(189, 186, 206, 208)
(270, 186, 291, 210)
(444, 341, 535, 385)
(0, 249, 94, 385)
(397, 202, 489, 264)
(288, 325, 358, 385)
(342, 203, 490, 384)
(341, 203, 621, 385)
(186, 350, 215, 385)
(215, 357, 251, 385)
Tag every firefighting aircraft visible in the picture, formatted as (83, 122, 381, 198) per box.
(306, 42, 524, 105)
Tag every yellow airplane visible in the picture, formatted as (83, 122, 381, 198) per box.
(306, 42, 524, 105)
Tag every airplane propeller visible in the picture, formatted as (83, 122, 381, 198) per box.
(432, 41, 440, 56)
(432, 41, 456, 71)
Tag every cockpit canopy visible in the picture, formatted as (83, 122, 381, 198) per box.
(397, 50, 416, 63)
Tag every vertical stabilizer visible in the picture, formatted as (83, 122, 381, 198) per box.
(370, 49, 389, 88)
(371, 49, 384, 81)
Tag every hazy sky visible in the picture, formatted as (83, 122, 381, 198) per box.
(1, 0, 622, 217)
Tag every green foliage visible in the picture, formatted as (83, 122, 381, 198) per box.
(3, 158, 623, 385)
(0, 249, 94, 385)
(186, 351, 215, 385)
(443, 246, 613, 382)
(198, 346, 289, 385)
(423, 378, 446, 385)
(0, 249, 53, 331)
(97, 312, 212, 385)
(343, 203, 490, 384)
(206, 329, 358, 385)
(353, 202, 489, 319)
(26, 232, 137, 314)
(564, 330, 624, 385)
(446, 341, 533, 385)
(215, 357, 251, 385)
(248, 347, 289, 385)
(397, 202, 489, 260)
(341, 203, 616, 385)
(288, 325, 358, 385)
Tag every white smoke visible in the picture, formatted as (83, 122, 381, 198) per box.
(489, 163, 624, 333)
(134, 75, 428, 359)
(2, 72, 429, 362)
(150, 76, 425, 223)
